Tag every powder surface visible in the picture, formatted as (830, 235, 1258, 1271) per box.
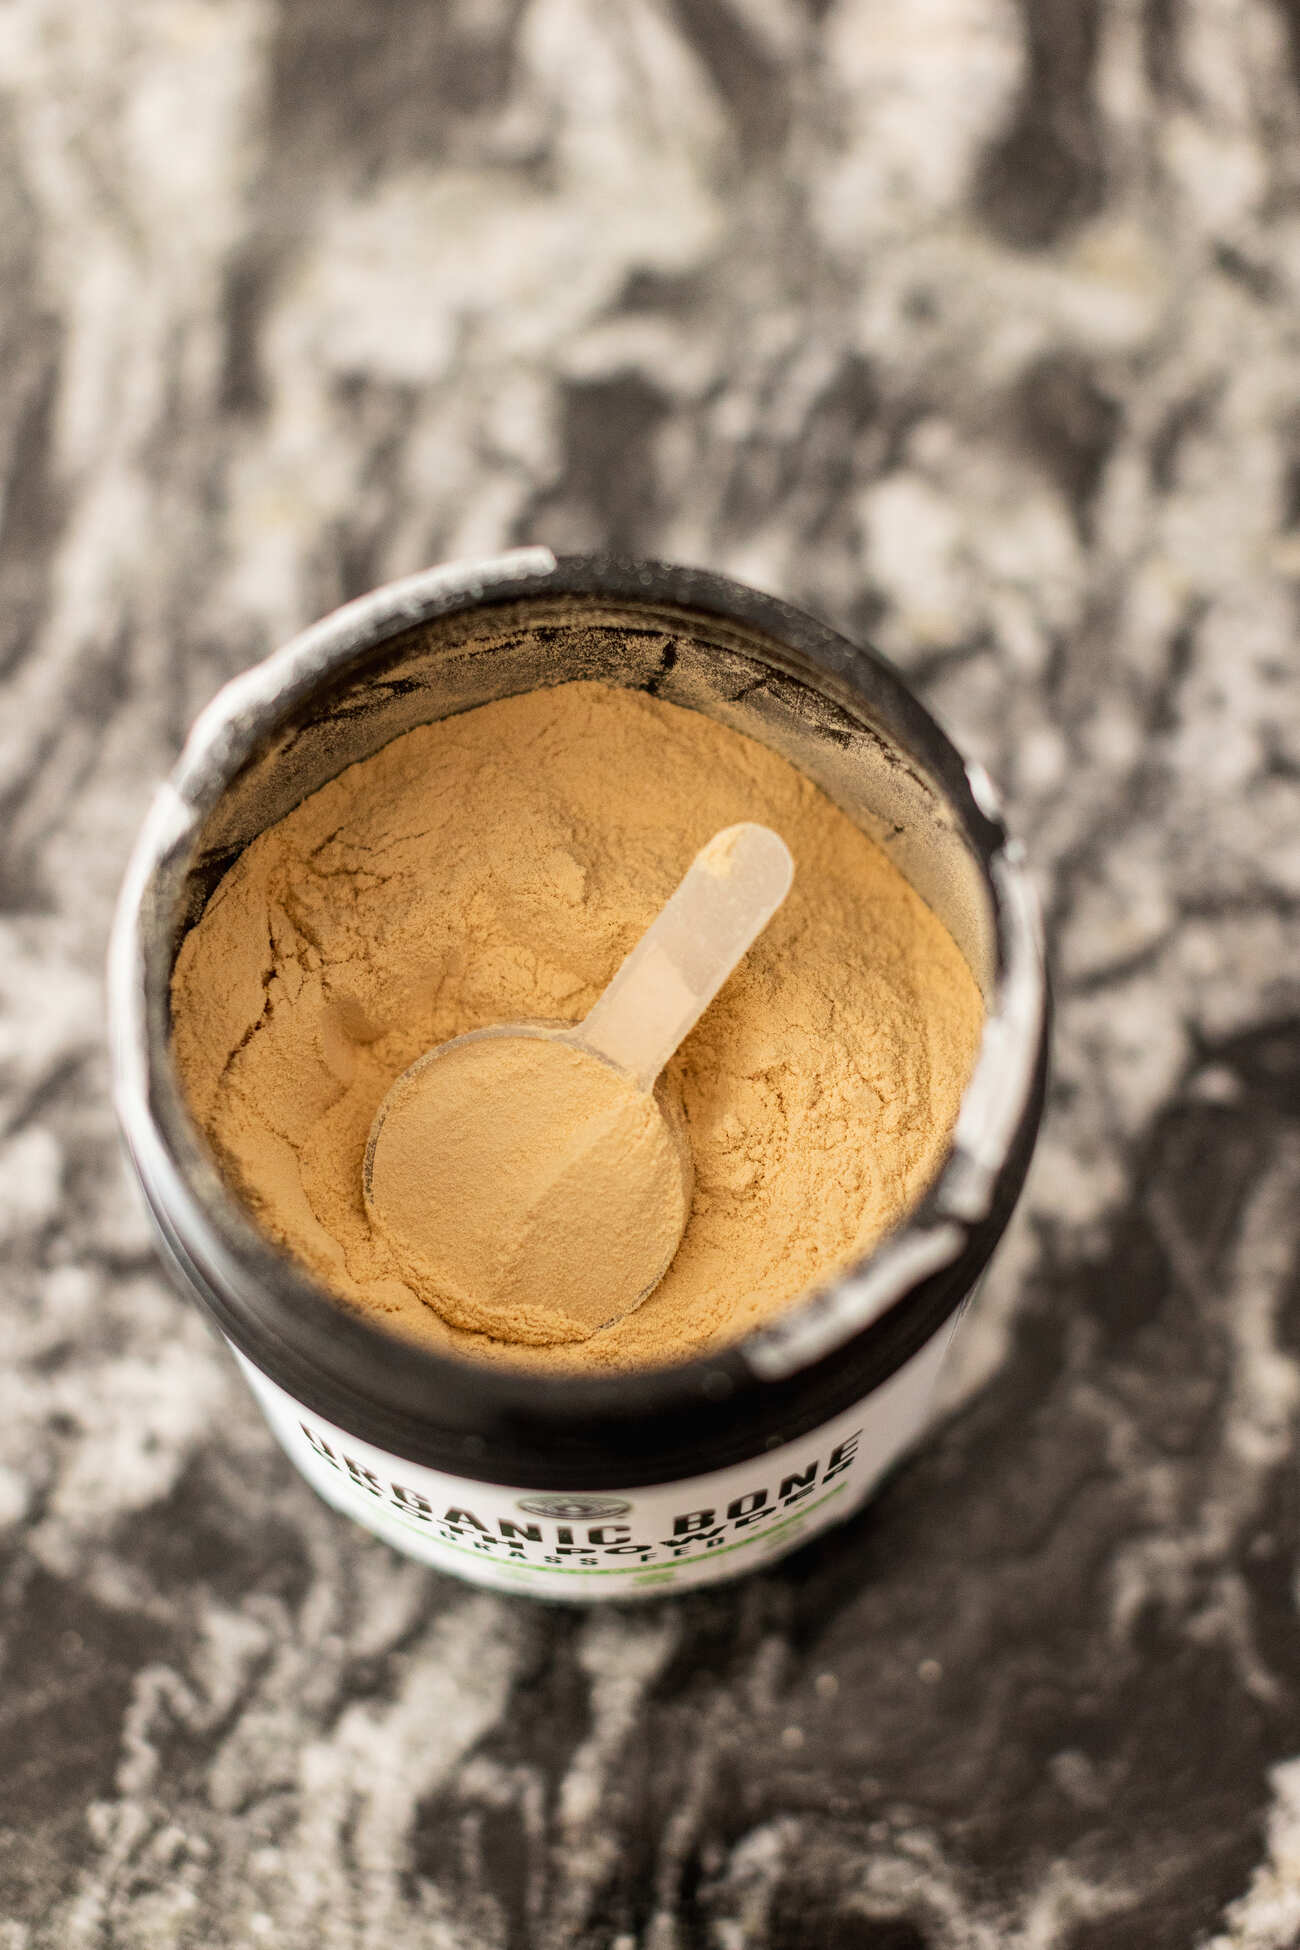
(364, 1031, 691, 1344)
(170, 680, 985, 1372)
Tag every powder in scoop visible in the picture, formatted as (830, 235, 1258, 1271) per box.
(364, 1032, 691, 1344)
(170, 679, 985, 1371)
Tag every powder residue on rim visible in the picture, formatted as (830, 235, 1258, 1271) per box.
(170, 680, 985, 1372)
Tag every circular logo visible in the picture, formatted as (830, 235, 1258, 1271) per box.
(517, 1493, 633, 1520)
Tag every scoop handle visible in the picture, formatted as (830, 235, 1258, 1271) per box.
(577, 823, 794, 1093)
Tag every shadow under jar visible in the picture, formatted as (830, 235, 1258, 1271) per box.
(109, 549, 1048, 1601)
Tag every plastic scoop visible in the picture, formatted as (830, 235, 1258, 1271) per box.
(363, 823, 794, 1345)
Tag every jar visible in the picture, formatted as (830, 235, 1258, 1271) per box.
(109, 549, 1048, 1600)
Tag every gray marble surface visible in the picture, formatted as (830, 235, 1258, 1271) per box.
(3, 1, 1300, 1944)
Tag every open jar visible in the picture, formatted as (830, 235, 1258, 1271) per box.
(109, 549, 1047, 1600)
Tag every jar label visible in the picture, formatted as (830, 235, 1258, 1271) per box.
(233, 1325, 953, 1599)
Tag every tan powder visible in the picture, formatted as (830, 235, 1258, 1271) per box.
(364, 1032, 691, 1344)
(170, 679, 984, 1372)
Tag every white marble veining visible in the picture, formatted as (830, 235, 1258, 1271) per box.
(2, 1, 1299, 1944)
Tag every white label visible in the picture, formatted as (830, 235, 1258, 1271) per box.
(234, 1327, 952, 1600)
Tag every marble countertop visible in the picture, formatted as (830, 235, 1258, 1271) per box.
(4, 1, 1300, 1944)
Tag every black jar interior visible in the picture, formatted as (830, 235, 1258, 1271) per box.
(118, 553, 1047, 1488)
